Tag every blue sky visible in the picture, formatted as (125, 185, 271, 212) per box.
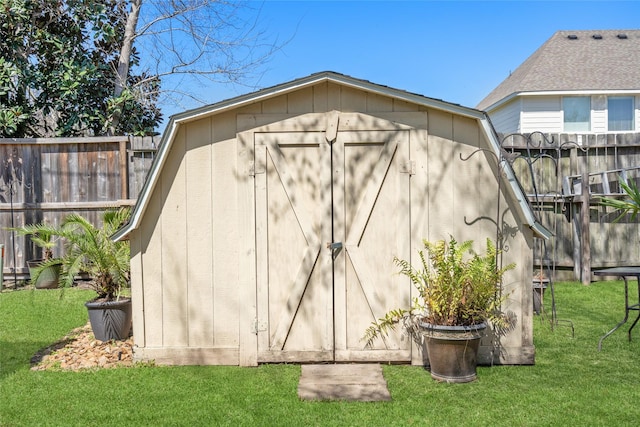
(157, 0, 640, 131)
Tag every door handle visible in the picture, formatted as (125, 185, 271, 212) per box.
(327, 242, 343, 260)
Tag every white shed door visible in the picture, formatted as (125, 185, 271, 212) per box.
(254, 124, 411, 363)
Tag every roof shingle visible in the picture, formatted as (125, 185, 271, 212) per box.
(477, 30, 640, 111)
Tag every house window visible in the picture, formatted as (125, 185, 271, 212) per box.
(608, 97, 634, 131)
(563, 97, 590, 132)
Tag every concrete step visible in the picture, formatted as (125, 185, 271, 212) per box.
(297, 364, 392, 402)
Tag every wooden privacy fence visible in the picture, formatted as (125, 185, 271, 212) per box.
(0, 136, 157, 276)
(502, 131, 640, 282)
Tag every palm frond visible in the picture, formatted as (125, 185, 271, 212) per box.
(15, 208, 131, 300)
(599, 177, 640, 221)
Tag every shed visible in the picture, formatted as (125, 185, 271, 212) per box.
(114, 72, 550, 366)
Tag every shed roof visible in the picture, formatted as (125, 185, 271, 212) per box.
(113, 71, 551, 241)
(477, 30, 640, 111)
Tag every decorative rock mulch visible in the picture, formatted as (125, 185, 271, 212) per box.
(30, 322, 134, 371)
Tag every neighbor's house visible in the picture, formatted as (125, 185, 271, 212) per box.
(113, 72, 550, 367)
(477, 30, 640, 137)
(478, 30, 640, 280)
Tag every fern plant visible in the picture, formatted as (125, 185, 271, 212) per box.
(363, 236, 515, 348)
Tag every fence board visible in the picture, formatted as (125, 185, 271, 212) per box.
(0, 136, 156, 278)
(505, 132, 640, 279)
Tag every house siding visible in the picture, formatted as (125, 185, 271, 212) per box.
(520, 96, 562, 133)
(590, 95, 607, 133)
(486, 100, 521, 135)
(490, 94, 640, 134)
(635, 95, 640, 132)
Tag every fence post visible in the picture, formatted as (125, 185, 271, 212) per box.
(0, 244, 3, 291)
(119, 139, 128, 200)
(580, 172, 591, 285)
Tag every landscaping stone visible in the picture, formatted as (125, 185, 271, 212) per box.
(30, 322, 134, 371)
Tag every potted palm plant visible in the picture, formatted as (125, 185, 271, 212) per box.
(363, 236, 515, 383)
(13, 223, 62, 289)
(29, 208, 132, 341)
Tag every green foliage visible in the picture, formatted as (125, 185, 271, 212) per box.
(20, 208, 131, 301)
(0, 0, 161, 137)
(12, 221, 60, 260)
(0, 288, 95, 376)
(599, 177, 640, 221)
(363, 236, 515, 347)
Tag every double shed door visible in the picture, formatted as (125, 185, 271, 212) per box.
(254, 114, 412, 363)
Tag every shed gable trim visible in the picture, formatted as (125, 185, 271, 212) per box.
(173, 72, 484, 124)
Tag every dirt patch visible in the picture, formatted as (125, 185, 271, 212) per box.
(31, 322, 134, 371)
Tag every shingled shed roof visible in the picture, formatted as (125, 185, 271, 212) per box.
(477, 30, 640, 111)
(113, 71, 551, 241)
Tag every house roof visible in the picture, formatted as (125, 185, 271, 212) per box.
(477, 30, 640, 111)
(113, 71, 551, 241)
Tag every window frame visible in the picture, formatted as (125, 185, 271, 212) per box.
(563, 96, 591, 132)
(607, 96, 635, 132)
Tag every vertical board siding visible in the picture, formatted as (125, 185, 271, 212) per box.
(140, 184, 164, 347)
(326, 83, 342, 111)
(312, 82, 329, 112)
(262, 96, 287, 114)
(237, 130, 258, 365)
(367, 93, 394, 112)
(212, 138, 240, 347)
(287, 87, 313, 113)
(130, 231, 145, 348)
(340, 86, 367, 111)
(185, 118, 214, 347)
(426, 109, 455, 240)
(161, 128, 188, 347)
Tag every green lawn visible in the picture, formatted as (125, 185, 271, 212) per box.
(1, 282, 639, 426)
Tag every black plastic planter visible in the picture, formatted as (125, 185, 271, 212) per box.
(85, 298, 132, 341)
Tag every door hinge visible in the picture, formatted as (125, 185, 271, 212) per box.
(400, 161, 415, 175)
(248, 161, 265, 176)
(252, 318, 268, 334)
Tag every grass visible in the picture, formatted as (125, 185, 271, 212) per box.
(1, 281, 639, 426)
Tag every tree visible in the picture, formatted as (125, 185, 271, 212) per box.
(0, 0, 161, 136)
(0, 0, 279, 137)
(0, 0, 161, 137)
(108, 0, 279, 133)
